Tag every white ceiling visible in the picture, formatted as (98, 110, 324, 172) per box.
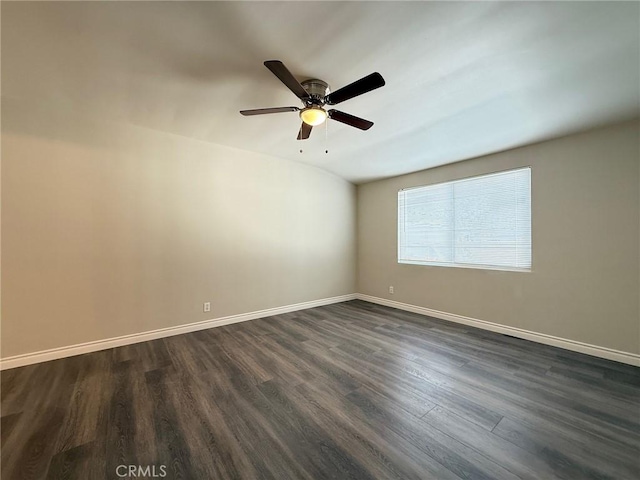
(3, 1, 639, 183)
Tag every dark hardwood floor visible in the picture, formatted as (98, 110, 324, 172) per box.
(2, 300, 639, 479)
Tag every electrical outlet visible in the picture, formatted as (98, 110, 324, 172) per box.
(203, 302, 211, 312)
(389, 286, 394, 294)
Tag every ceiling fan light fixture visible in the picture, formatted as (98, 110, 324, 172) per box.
(300, 106, 327, 126)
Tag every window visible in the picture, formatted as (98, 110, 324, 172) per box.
(398, 167, 531, 271)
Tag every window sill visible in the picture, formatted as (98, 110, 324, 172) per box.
(398, 260, 531, 273)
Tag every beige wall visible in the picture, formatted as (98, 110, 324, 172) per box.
(1, 99, 356, 358)
(3, 97, 638, 360)
(358, 120, 639, 354)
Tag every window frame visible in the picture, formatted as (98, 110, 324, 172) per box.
(397, 167, 532, 273)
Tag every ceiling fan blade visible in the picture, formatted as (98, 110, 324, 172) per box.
(297, 122, 312, 140)
(264, 60, 310, 101)
(240, 106, 299, 116)
(325, 72, 385, 105)
(328, 109, 374, 130)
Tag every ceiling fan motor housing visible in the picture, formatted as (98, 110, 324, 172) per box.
(301, 79, 330, 105)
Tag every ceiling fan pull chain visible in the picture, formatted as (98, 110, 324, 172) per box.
(325, 119, 329, 153)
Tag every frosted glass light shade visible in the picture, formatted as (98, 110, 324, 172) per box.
(300, 107, 328, 126)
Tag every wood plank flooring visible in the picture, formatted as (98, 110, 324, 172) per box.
(2, 300, 639, 479)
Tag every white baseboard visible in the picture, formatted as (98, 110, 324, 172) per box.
(356, 294, 640, 367)
(4, 293, 638, 370)
(0, 294, 357, 370)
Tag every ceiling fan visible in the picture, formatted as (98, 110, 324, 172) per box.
(240, 60, 385, 140)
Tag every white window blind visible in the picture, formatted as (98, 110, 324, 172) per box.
(398, 167, 531, 271)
